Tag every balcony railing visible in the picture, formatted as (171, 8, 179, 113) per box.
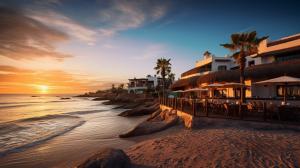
(159, 97, 300, 123)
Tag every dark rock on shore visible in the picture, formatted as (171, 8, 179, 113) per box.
(118, 103, 160, 117)
(112, 102, 141, 109)
(60, 97, 71, 100)
(92, 97, 107, 101)
(77, 148, 131, 168)
(119, 109, 179, 138)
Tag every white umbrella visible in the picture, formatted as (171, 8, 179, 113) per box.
(173, 90, 184, 93)
(222, 82, 250, 88)
(202, 83, 224, 88)
(255, 75, 300, 104)
(184, 88, 208, 92)
(202, 83, 225, 98)
(255, 76, 300, 84)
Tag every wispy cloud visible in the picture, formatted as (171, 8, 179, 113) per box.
(97, 0, 169, 37)
(0, 7, 71, 61)
(27, 10, 98, 45)
(32, 0, 63, 6)
(26, 0, 169, 44)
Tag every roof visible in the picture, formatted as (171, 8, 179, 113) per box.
(171, 59, 300, 90)
(254, 45, 300, 58)
(267, 34, 300, 47)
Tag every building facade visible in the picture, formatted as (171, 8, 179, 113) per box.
(172, 33, 300, 101)
(127, 75, 162, 94)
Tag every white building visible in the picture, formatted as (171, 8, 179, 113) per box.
(252, 33, 300, 64)
(127, 75, 162, 94)
(181, 34, 300, 80)
(173, 33, 300, 101)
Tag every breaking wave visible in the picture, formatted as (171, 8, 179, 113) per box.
(0, 114, 85, 157)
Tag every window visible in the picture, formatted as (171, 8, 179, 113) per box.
(230, 66, 239, 70)
(277, 85, 300, 98)
(217, 65, 227, 71)
(213, 89, 227, 98)
(234, 88, 241, 98)
(275, 52, 300, 62)
(248, 60, 255, 67)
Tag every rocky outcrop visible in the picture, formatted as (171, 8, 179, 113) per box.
(119, 109, 179, 138)
(77, 148, 131, 168)
(92, 97, 107, 101)
(118, 103, 160, 117)
(112, 102, 141, 109)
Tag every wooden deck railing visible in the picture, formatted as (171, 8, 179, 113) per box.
(159, 97, 300, 123)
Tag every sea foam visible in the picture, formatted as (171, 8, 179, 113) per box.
(0, 114, 85, 157)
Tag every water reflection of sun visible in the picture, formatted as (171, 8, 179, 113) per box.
(38, 85, 49, 94)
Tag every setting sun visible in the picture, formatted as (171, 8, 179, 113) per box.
(38, 85, 49, 94)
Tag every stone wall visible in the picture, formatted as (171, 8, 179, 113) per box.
(160, 105, 194, 129)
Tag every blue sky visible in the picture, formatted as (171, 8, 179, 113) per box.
(0, 0, 300, 93)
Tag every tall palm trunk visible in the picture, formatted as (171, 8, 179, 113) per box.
(162, 67, 166, 98)
(162, 75, 165, 98)
(239, 53, 246, 103)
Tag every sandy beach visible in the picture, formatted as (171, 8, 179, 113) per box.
(126, 118, 300, 168)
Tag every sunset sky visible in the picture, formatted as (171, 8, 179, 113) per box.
(0, 0, 300, 94)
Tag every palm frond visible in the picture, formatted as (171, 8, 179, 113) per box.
(220, 43, 236, 51)
(256, 36, 269, 43)
(232, 51, 241, 60)
(247, 31, 257, 41)
(231, 34, 240, 45)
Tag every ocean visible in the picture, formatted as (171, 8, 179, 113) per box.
(0, 94, 147, 167)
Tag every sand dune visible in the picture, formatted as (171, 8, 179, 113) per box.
(126, 118, 300, 168)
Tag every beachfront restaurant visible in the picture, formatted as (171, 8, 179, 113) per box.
(165, 59, 300, 122)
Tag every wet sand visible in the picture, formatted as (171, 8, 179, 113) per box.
(0, 109, 182, 168)
(0, 109, 148, 168)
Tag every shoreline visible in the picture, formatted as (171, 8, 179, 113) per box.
(0, 97, 154, 168)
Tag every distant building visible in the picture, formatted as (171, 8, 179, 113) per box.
(127, 75, 162, 94)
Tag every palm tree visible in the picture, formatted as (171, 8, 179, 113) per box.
(154, 58, 171, 97)
(167, 73, 175, 87)
(221, 31, 268, 103)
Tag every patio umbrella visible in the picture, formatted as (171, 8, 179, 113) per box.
(172, 90, 184, 98)
(255, 75, 300, 104)
(184, 88, 208, 98)
(202, 83, 225, 98)
(202, 83, 224, 88)
(173, 90, 184, 92)
(222, 82, 250, 88)
(184, 88, 208, 92)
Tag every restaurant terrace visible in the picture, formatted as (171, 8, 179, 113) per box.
(162, 34, 300, 124)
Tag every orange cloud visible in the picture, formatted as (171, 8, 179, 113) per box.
(0, 65, 120, 94)
(0, 7, 71, 61)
